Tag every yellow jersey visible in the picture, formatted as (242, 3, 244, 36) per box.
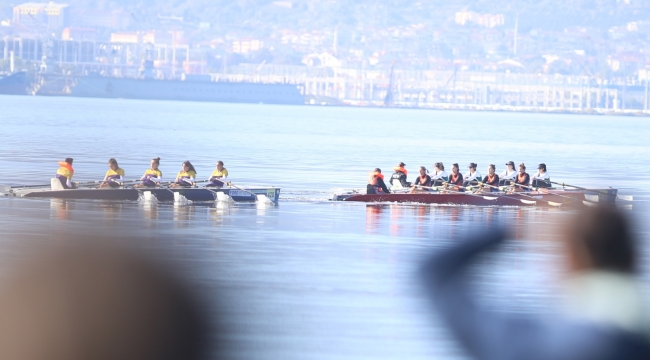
(210, 168, 228, 178)
(176, 170, 196, 180)
(105, 168, 125, 180)
(56, 166, 74, 179)
(142, 168, 162, 179)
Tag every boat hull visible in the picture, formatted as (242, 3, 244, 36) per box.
(17, 186, 281, 203)
(335, 191, 585, 207)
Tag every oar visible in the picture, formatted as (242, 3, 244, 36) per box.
(480, 183, 563, 207)
(413, 185, 500, 201)
(550, 181, 630, 202)
(508, 182, 598, 205)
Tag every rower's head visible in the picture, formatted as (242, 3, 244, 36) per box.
(151, 157, 160, 170)
(519, 163, 526, 173)
(419, 166, 428, 176)
(65, 158, 73, 165)
(561, 206, 636, 275)
(451, 163, 459, 174)
(468, 163, 477, 173)
(506, 161, 515, 171)
(108, 158, 119, 171)
(182, 161, 196, 174)
(538, 163, 547, 172)
(216, 161, 224, 171)
(374, 168, 382, 174)
(488, 164, 496, 175)
(398, 162, 406, 168)
(434, 162, 444, 171)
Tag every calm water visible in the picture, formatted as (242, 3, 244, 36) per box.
(1, 95, 650, 359)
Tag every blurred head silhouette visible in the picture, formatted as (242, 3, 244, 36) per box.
(0, 242, 212, 360)
(561, 206, 636, 274)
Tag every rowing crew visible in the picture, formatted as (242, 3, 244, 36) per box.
(55, 157, 230, 189)
(368, 161, 551, 194)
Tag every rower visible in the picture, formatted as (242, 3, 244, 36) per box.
(134, 157, 162, 188)
(410, 166, 432, 193)
(531, 163, 551, 188)
(499, 161, 517, 186)
(463, 162, 482, 187)
(444, 163, 464, 192)
(367, 168, 390, 194)
(430, 162, 448, 186)
(390, 162, 410, 189)
(99, 158, 125, 188)
(170, 161, 197, 188)
(478, 164, 500, 193)
(509, 162, 530, 193)
(55, 158, 76, 189)
(207, 161, 229, 188)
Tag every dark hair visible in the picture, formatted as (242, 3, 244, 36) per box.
(374, 168, 382, 173)
(452, 163, 459, 169)
(567, 207, 636, 273)
(435, 162, 444, 171)
(65, 158, 73, 165)
(108, 158, 119, 167)
(152, 157, 160, 166)
(489, 164, 496, 171)
(519, 162, 526, 170)
(419, 166, 428, 173)
(217, 161, 224, 166)
(183, 161, 197, 174)
(538, 163, 547, 171)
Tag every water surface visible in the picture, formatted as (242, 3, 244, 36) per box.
(1, 96, 649, 359)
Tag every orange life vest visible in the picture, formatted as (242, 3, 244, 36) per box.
(449, 173, 462, 185)
(57, 161, 74, 175)
(392, 166, 407, 176)
(517, 173, 528, 183)
(369, 171, 384, 186)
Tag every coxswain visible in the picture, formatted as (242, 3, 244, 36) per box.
(55, 158, 76, 189)
(367, 168, 390, 194)
(531, 163, 551, 188)
(509, 162, 530, 193)
(390, 162, 410, 189)
(170, 161, 197, 188)
(478, 164, 500, 193)
(134, 157, 162, 188)
(463, 163, 482, 187)
(99, 158, 125, 188)
(410, 166, 432, 193)
(444, 163, 464, 192)
(430, 162, 448, 186)
(499, 161, 517, 186)
(207, 161, 229, 187)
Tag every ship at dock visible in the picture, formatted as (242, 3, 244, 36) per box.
(1, 71, 305, 105)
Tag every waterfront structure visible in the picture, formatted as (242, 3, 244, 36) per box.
(12, 2, 70, 29)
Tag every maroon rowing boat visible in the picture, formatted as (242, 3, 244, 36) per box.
(333, 190, 586, 207)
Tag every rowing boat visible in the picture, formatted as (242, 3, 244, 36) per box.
(331, 190, 586, 207)
(7, 186, 281, 203)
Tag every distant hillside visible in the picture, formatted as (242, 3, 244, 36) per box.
(1, 0, 649, 32)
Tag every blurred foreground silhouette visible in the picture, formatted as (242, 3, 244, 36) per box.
(421, 206, 650, 360)
(0, 240, 213, 360)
